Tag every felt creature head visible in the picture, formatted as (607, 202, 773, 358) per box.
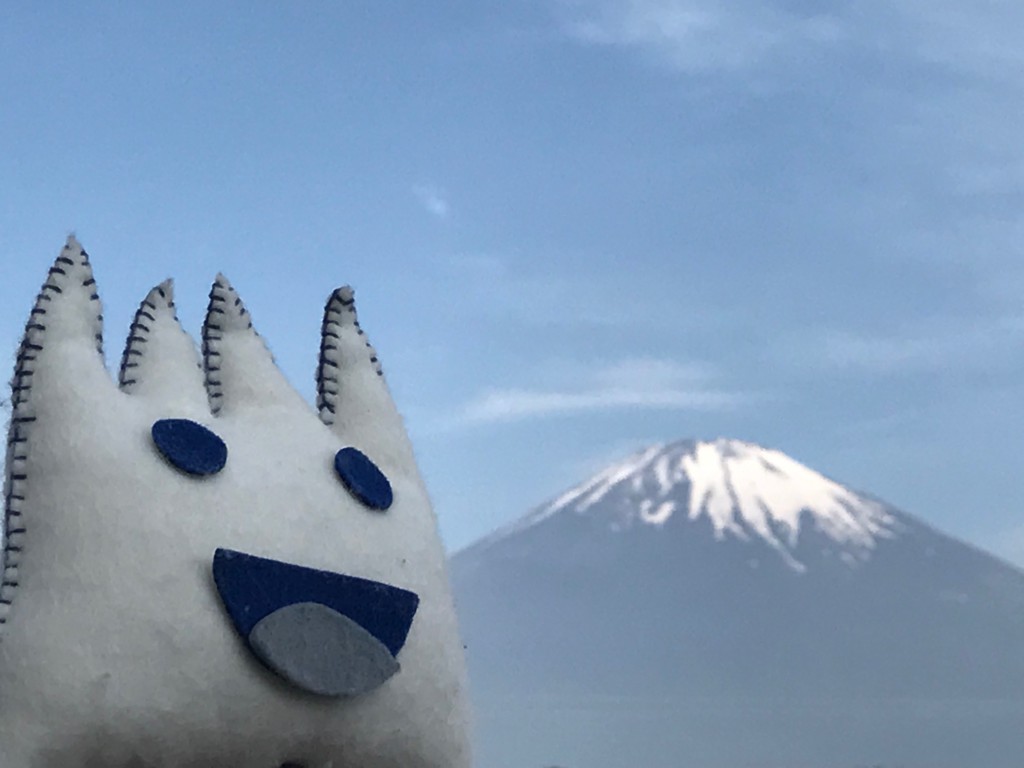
(0, 238, 471, 768)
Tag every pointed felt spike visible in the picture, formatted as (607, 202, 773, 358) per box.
(3, 236, 111, 625)
(201, 275, 307, 417)
(22, 235, 106, 363)
(317, 287, 416, 469)
(9, 236, 111, 415)
(118, 280, 208, 410)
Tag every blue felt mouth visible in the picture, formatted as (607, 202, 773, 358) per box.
(212, 548, 420, 694)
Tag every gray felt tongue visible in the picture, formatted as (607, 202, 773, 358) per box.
(249, 602, 400, 697)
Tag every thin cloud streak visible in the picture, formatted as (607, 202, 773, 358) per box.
(558, 0, 1024, 78)
(809, 316, 1024, 375)
(763, 310, 1024, 378)
(559, 0, 844, 74)
(462, 387, 743, 423)
(457, 357, 750, 425)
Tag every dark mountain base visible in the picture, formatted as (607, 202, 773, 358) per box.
(471, 692, 1024, 768)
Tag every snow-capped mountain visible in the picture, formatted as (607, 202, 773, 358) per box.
(452, 438, 1024, 768)
(478, 438, 898, 571)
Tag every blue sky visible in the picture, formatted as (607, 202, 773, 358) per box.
(2, 2, 1024, 563)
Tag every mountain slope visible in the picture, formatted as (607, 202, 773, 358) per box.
(451, 439, 1024, 766)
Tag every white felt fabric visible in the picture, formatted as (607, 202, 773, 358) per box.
(0, 238, 472, 767)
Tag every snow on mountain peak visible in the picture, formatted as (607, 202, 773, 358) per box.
(503, 438, 898, 570)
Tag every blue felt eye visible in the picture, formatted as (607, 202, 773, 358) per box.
(152, 418, 228, 476)
(334, 447, 392, 511)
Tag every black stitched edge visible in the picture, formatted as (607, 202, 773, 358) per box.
(316, 287, 386, 427)
(118, 286, 166, 390)
(201, 278, 274, 413)
(202, 281, 228, 414)
(2, 242, 101, 625)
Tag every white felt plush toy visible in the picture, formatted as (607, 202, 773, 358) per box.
(0, 238, 472, 767)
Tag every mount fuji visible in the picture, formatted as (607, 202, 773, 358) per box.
(451, 439, 1024, 767)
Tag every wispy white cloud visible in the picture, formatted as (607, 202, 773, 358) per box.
(557, 0, 1024, 77)
(557, 1, 1024, 292)
(412, 184, 450, 219)
(784, 315, 1024, 376)
(458, 357, 750, 425)
(820, 331, 958, 374)
(558, 0, 844, 74)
